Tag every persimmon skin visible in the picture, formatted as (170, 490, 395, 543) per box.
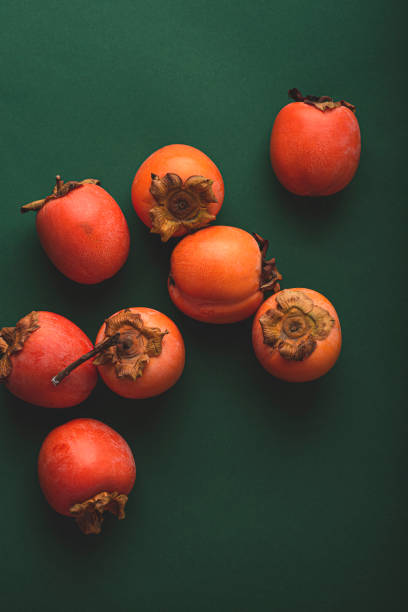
(168, 226, 265, 324)
(36, 183, 130, 284)
(6, 312, 97, 408)
(252, 289, 342, 382)
(270, 102, 361, 196)
(38, 418, 136, 516)
(131, 144, 224, 235)
(95, 308, 185, 399)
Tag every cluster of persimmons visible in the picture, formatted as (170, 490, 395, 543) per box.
(0, 89, 361, 534)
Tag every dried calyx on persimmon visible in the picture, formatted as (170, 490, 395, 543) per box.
(259, 289, 334, 361)
(92, 309, 168, 381)
(149, 173, 217, 241)
(131, 144, 224, 241)
(252, 288, 342, 382)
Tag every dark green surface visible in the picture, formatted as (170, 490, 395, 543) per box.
(0, 1, 406, 610)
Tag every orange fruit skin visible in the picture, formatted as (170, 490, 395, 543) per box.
(168, 226, 264, 324)
(131, 144, 224, 236)
(38, 418, 136, 516)
(252, 289, 342, 382)
(270, 102, 361, 196)
(36, 183, 130, 284)
(6, 311, 97, 408)
(95, 308, 185, 399)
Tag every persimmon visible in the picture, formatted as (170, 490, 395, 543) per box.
(168, 226, 282, 324)
(53, 307, 185, 399)
(0, 311, 97, 408)
(38, 418, 136, 534)
(21, 175, 130, 284)
(131, 144, 224, 241)
(252, 288, 341, 382)
(270, 89, 361, 196)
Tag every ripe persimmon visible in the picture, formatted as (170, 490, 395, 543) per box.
(0, 311, 97, 408)
(252, 288, 341, 382)
(131, 144, 224, 241)
(21, 175, 130, 284)
(53, 308, 185, 399)
(38, 418, 136, 534)
(270, 89, 361, 196)
(168, 226, 282, 324)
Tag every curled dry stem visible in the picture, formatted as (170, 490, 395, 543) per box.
(289, 88, 356, 113)
(21, 175, 100, 213)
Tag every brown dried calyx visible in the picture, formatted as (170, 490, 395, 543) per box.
(253, 233, 283, 293)
(93, 309, 168, 380)
(149, 172, 217, 241)
(20, 174, 100, 213)
(260, 289, 334, 361)
(70, 491, 128, 535)
(0, 312, 39, 382)
(289, 88, 356, 113)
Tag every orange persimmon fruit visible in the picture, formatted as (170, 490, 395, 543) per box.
(21, 175, 130, 284)
(270, 89, 361, 196)
(53, 308, 185, 399)
(131, 144, 224, 241)
(0, 311, 97, 408)
(168, 226, 282, 324)
(38, 418, 136, 534)
(252, 288, 341, 382)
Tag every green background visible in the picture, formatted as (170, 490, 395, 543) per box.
(0, 1, 406, 610)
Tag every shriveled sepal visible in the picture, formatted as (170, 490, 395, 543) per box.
(21, 175, 100, 213)
(289, 88, 356, 113)
(259, 289, 334, 361)
(70, 491, 128, 535)
(253, 233, 282, 293)
(0, 312, 39, 382)
(149, 172, 217, 241)
(93, 309, 168, 381)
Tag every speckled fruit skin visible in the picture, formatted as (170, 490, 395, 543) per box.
(36, 183, 130, 284)
(95, 307, 185, 399)
(252, 288, 342, 382)
(38, 418, 136, 516)
(6, 311, 97, 408)
(270, 102, 361, 196)
(168, 226, 265, 324)
(131, 144, 224, 235)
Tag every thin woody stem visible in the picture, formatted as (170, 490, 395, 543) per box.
(55, 174, 63, 194)
(51, 333, 121, 386)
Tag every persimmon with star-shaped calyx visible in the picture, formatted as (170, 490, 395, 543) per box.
(252, 288, 341, 382)
(131, 144, 224, 241)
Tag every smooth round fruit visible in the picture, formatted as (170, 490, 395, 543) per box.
(131, 144, 224, 241)
(22, 176, 130, 284)
(0, 311, 97, 408)
(38, 418, 136, 534)
(94, 307, 185, 399)
(252, 288, 341, 382)
(270, 89, 361, 196)
(168, 226, 282, 324)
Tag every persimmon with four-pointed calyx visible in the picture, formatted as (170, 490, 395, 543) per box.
(21, 174, 130, 284)
(131, 144, 224, 241)
(53, 308, 185, 399)
(0, 311, 97, 408)
(168, 226, 282, 324)
(38, 418, 136, 534)
(252, 288, 341, 382)
(270, 89, 361, 196)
